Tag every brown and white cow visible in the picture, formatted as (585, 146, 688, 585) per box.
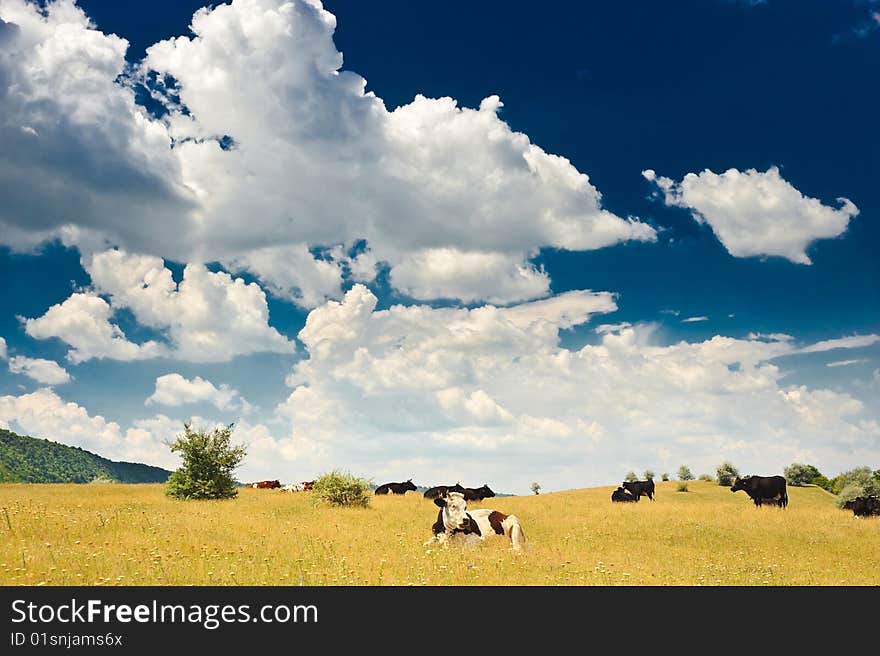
(423, 491, 525, 551)
(251, 480, 281, 489)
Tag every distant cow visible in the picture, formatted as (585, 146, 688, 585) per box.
(423, 491, 525, 551)
(622, 479, 655, 501)
(730, 475, 788, 508)
(282, 482, 305, 492)
(375, 479, 417, 495)
(251, 480, 281, 489)
(611, 486, 638, 503)
(462, 485, 495, 502)
(843, 496, 880, 518)
(423, 482, 465, 500)
(301, 480, 315, 491)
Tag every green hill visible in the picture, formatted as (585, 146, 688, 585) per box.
(0, 428, 172, 484)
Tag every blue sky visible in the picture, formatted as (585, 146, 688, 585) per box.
(0, 0, 877, 493)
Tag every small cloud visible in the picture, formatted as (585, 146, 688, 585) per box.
(659, 309, 680, 316)
(826, 359, 870, 368)
(595, 322, 632, 334)
(681, 316, 709, 323)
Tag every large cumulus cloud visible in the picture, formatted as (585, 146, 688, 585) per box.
(0, 0, 655, 307)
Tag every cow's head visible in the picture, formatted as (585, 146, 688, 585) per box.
(449, 482, 465, 493)
(403, 479, 417, 492)
(479, 484, 495, 498)
(730, 476, 748, 492)
(434, 492, 470, 531)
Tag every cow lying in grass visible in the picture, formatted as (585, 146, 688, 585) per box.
(423, 491, 525, 551)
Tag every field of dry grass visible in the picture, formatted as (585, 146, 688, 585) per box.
(1, 480, 877, 586)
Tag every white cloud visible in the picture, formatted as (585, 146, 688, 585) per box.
(146, 373, 240, 410)
(682, 316, 709, 323)
(797, 334, 880, 354)
(596, 322, 632, 334)
(643, 166, 858, 264)
(390, 248, 551, 304)
(269, 286, 880, 492)
(826, 359, 870, 368)
(22, 292, 166, 363)
(8, 355, 70, 385)
(0, 0, 655, 305)
(0, 0, 194, 253)
(41, 248, 295, 363)
(0, 336, 6, 360)
(225, 244, 344, 309)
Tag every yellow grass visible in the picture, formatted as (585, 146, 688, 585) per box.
(0, 481, 877, 586)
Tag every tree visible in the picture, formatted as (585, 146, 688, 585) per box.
(530, 482, 541, 495)
(716, 462, 739, 486)
(831, 467, 880, 507)
(661, 473, 669, 482)
(164, 423, 246, 500)
(784, 463, 823, 487)
(644, 470, 655, 481)
(624, 471, 638, 482)
(677, 465, 694, 481)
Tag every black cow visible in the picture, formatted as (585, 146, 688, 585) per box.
(462, 485, 495, 502)
(611, 486, 637, 503)
(622, 479, 655, 501)
(842, 495, 880, 518)
(423, 482, 465, 500)
(730, 475, 788, 508)
(375, 479, 417, 495)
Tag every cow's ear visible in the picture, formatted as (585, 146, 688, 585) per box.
(434, 497, 446, 508)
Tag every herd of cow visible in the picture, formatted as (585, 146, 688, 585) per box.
(248, 472, 878, 552)
(610, 473, 880, 518)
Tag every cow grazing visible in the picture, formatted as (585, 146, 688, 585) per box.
(611, 486, 637, 503)
(462, 484, 495, 502)
(622, 479, 655, 501)
(842, 496, 880, 518)
(375, 479, 417, 495)
(301, 480, 315, 491)
(730, 475, 788, 508)
(251, 480, 281, 489)
(423, 482, 465, 500)
(282, 482, 305, 492)
(423, 491, 525, 551)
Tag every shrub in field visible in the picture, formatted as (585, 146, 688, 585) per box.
(661, 473, 669, 481)
(832, 467, 880, 507)
(676, 482, 688, 492)
(530, 482, 541, 495)
(644, 470, 655, 481)
(164, 423, 246, 500)
(716, 462, 739, 486)
(624, 471, 638, 482)
(784, 463, 824, 487)
(677, 465, 694, 481)
(311, 470, 372, 507)
(698, 473, 714, 482)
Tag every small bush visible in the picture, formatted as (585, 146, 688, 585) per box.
(677, 465, 694, 481)
(698, 473, 714, 482)
(716, 462, 739, 486)
(311, 470, 372, 507)
(676, 482, 689, 492)
(644, 470, 655, 481)
(661, 473, 669, 482)
(624, 471, 638, 482)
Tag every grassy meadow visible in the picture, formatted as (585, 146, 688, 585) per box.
(1, 480, 877, 586)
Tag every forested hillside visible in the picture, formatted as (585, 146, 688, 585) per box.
(0, 429, 171, 483)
